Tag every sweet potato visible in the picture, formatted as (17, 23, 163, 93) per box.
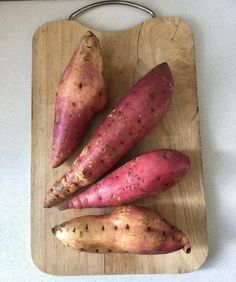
(51, 31, 107, 168)
(44, 62, 174, 208)
(60, 150, 190, 210)
(52, 206, 191, 254)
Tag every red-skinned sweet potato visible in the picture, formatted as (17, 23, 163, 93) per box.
(52, 31, 107, 168)
(44, 62, 174, 208)
(60, 150, 190, 210)
(52, 206, 191, 254)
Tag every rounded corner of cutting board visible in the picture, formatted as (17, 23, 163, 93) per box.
(30, 248, 54, 276)
(196, 245, 209, 271)
(32, 20, 77, 43)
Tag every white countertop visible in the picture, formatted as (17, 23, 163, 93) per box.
(1, 0, 236, 281)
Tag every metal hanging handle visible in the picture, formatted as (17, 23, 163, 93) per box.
(69, 0, 156, 21)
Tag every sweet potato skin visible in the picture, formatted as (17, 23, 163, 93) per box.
(52, 31, 107, 168)
(44, 62, 174, 208)
(60, 150, 190, 209)
(52, 206, 191, 254)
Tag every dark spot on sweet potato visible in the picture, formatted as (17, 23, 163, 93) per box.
(146, 227, 151, 232)
(98, 91, 103, 96)
(51, 227, 57, 235)
(114, 225, 118, 230)
(100, 159, 104, 163)
(50, 188, 53, 192)
(79, 83, 83, 89)
(150, 108, 154, 112)
(72, 102, 76, 107)
(96, 249, 99, 253)
(80, 248, 84, 251)
(186, 247, 191, 253)
(102, 225, 105, 231)
(55, 92, 58, 96)
(162, 231, 166, 235)
(69, 114, 73, 118)
(79, 231, 83, 237)
(85, 224, 88, 230)
(126, 224, 129, 229)
(171, 225, 175, 229)
(73, 228, 76, 233)
(137, 119, 141, 123)
(67, 244, 70, 247)
(120, 141, 124, 145)
(149, 91, 156, 100)
(118, 111, 122, 114)
(108, 249, 112, 252)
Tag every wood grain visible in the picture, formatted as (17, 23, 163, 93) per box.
(31, 18, 208, 275)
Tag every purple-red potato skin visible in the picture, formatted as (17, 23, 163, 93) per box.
(52, 31, 107, 168)
(61, 150, 190, 210)
(44, 62, 174, 208)
(52, 206, 191, 254)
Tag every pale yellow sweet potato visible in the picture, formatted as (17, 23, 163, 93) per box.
(52, 206, 191, 255)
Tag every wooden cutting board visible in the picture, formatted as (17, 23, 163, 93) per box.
(31, 17, 208, 275)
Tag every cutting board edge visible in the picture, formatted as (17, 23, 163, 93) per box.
(32, 16, 194, 40)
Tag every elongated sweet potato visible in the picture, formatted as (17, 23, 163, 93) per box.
(52, 206, 191, 254)
(51, 31, 107, 168)
(44, 62, 174, 208)
(60, 150, 190, 210)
